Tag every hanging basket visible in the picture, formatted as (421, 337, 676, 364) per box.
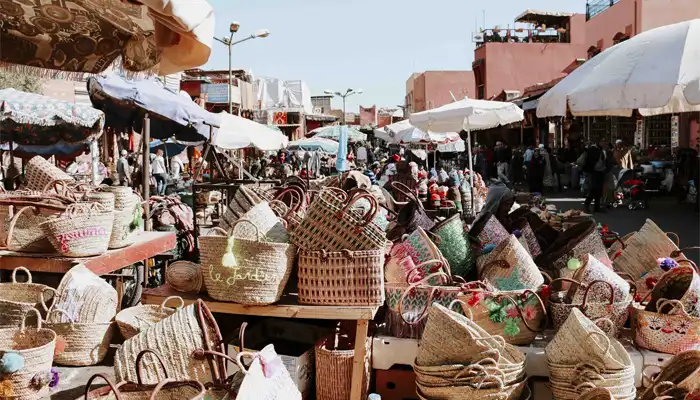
(45, 308, 113, 366)
(0, 267, 55, 329)
(115, 296, 184, 340)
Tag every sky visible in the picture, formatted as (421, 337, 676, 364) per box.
(203, 0, 586, 112)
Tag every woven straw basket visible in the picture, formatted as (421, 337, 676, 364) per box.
(166, 261, 203, 293)
(85, 350, 206, 400)
(41, 202, 114, 257)
(478, 235, 545, 291)
(638, 350, 700, 400)
(567, 254, 631, 304)
(298, 249, 384, 306)
(549, 280, 632, 334)
(115, 296, 184, 339)
(469, 212, 510, 247)
(115, 300, 227, 386)
(200, 220, 295, 305)
(0, 267, 56, 329)
(225, 201, 288, 243)
(0, 309, 57, 400)
(430, 214, 474, 278)
(220, 185, 265, 228)
(84, 191, 115, 211)
(315, 332, 371, 400)
(49, 264, 118, 324)
(2, 201, 67, 252)
(535, 220, 611, 279)
(108, 205, 140, 249)
(645, 265, 700, 318)
(24, 155, 74, 191)
(100, 186, 137, 210)
(633, 299, 700, 355)
(512, 218, 542, 257)
(45, 308, 113, 366)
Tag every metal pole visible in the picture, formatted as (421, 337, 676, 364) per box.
(143, 113, 151, 232)
(228, 38, 233, 114)
(466, 120, 475, 216)
(342, 95, 346, 125)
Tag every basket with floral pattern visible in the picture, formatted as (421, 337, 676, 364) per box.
(633, 299, 700, 355)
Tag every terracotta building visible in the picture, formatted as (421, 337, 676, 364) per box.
(405, 71, 475, 115)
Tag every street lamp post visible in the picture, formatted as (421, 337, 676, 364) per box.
(324, 88, 363, 125)
(214, 24, 270, 115)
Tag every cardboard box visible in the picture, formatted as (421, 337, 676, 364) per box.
(227, 320, 328, 399)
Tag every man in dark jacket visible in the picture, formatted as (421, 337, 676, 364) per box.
(583, 136, 613, 213)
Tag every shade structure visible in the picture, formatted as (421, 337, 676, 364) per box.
(287, 137, 339, 153)
(409, 97, 525, 133)
(149, 139, 187, 156)
(0, 0, 214, 76)
(88, 75, 216, 143)
(213, 111, 289, 151)
(537, 19, 700, 117)
(375, 119, 461, 146)
(0, 141, 88, 159)
(0, 88, 104, 146)
(309, 125, 366, 142)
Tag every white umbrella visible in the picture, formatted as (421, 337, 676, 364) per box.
(537, 19, 700, 117)
(379, 119, 461, 145)
(409, 97, 524, 191)
(287, 137, 339, 153)
(213, 111, 288, 151)
(309, 125, 367, 142)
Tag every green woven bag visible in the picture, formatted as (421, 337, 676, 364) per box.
(429, 215, 475, 279)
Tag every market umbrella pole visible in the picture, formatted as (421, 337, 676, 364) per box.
(143, 114, 151, 231)
(466, 121, 475, 216)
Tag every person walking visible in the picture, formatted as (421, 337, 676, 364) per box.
(494, 141, 511, 184)
(151, 148, 168, 195)
(116, 150, 131, 187)
(582, 136, 613, 213)
(171, 155, 184, 181)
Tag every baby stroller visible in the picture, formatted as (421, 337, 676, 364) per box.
(612, 168, 647, 210)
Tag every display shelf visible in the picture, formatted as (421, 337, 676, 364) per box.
(0, 231, 176, 275)
(143, 283, 379, 400)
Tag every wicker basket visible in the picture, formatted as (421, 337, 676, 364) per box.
(430, 214, 475, 278)
(166, 261, 203, 293)
(298, 249, 384, 306)
(100, 186, 137, 210)
(83, 191, 115, 212)
(0, 309, 57, 400)
(40, 202, 114, 257)
(2, 201, 67, 252)
(478, 235, 545, 291)
(0, 267, 56, 329)
(469, 212, 510, 247)
(535, 220, 611, 279)
(48, 264, 118, 324)
(220, 185, 265, 227)
(633, 299, 700, 355)
(115, 296, 184, 340)
(200, 220, 295, 305)
(108, 204, 140, 249)
(315, 331, 371, 400)
(115, 300, 227, 386)
(225, 201, 288, 244)
(45, 308, 113, 366)
(290, 188, 386, 252)
(24, 155, 74, 191)
(645, 265, 700, 318)
(638, 350, 700, 400)
(567, 254, 631, 304)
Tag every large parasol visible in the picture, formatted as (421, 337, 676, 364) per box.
(0, 0, 215, 75)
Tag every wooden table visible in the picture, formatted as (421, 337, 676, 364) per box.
(0, 231, 176, 274)
(143, 284, 379, 400)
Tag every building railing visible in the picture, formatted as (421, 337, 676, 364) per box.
(475, 28, 570, 47)
(587, 0, 621, 20)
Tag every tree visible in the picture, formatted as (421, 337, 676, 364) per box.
(0, 70, 42, 93)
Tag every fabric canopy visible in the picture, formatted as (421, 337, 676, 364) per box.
(0, 0, 214, 76)
(0, 141, 88, 159)
(0, 88, 104, 146)
(213, 111, 289, 151)
(409, 97, 524, 132)
(537, 19, 700, 117)
(287, 137, 339, 153)
(383, 119, 461, 145)
(309, 125, 366, 142)
(88, 75, 216, 143)
(149, 139, 187, 156)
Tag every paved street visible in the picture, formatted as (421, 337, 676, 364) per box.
(544, 191, 699, 265)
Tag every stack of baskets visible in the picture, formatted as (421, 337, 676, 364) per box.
(546, 309, 636, 400)
(99, 186, 142, 249)
(292, 188, 387, 307)
(413, 303, 528, 400)
(115, 296, 184, 339)
(637, 350, 700, 400)
(0, 267, 56, 329)
(45, 265, 117, 366)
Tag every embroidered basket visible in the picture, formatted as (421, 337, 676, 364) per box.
(430, 214, 475, 278)
(0, 267, 56, 329)
(115, 296, 184, 339)
(535, 220, 611, 279)
(24, 155, 74, 191)
(478, 235, 545, 291)
(567, 254, 631, 304)
(511, 218, 542, 257)
(45, 308, 113, 366)
(298, 249, 384, 306)
(0, 309, 56, 400)
(200, 220, 295, 305)
(644, 265, 700, 318)
(290, 188, 386, 251)
(453, 289, 547, 345)
(633, 299, 700, 355)
(468, 212, 509, 247)
(40, 202, 114, 257)
(385, 227, 446, 284)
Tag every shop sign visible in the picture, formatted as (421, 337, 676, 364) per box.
(634, 119, 644, 147)
(200, 83, 241, 104)
(671, 115, 679, 148)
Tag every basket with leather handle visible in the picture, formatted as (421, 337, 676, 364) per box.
(392, 181, 436, 234)
(535, 220, 611, 279)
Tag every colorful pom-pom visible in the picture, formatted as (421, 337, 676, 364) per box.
(512, 229, 522, 238)
(30, 372, 50, 389)
(645, 277, 658, 290)
(482, 244, 497, 255)
(657, 257, 678, 272)
(567, 258, 582, 271)
(0, 352, 24, 374)
(49, 368, 59, 389)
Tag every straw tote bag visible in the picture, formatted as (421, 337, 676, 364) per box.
(509, 207, 560, 250)
(115, 296, 185, 339)
(453, 289, 547, 345)
(2, 200, 67, 252)
(478, 235, 545, 291)
(200, 220, 295, 305)
(633, 299, 700, 355)
(638, 350, 700, 400)
(228, 201, 289, 243)
(511, 218, 542, 258)
(45, 308, 113, 366)
(115, 300, 228, 387)
(430, 214, 475, 278)
(644, 265, 700, 318)
(40, 202, 114, 257)
(48, 264, 117, 324)
(291, 188, 386, 251)
(567, 254, 631, 304)
(0, 267, 56, 329)
(469, 212, 510, 247)
(385, 227, 446, 284)
(220, 185, 265, 228)
(24, 155, 74, 191)
(535, 220, 611, 279)
(0, 309, 57, 400)
(391, 181, 435, 234)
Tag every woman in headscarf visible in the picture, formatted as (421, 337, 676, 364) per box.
(540, 144, 555, 190)
(472, 180, 515, 231)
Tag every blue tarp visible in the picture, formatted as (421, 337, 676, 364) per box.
(1, 141, 88, 157)
(149, 139, 187, 156)
(87, 75, 218, 144)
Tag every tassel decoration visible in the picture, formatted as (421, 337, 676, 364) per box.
(0, 352, 24, 374)
(221, 235, 237, 267)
